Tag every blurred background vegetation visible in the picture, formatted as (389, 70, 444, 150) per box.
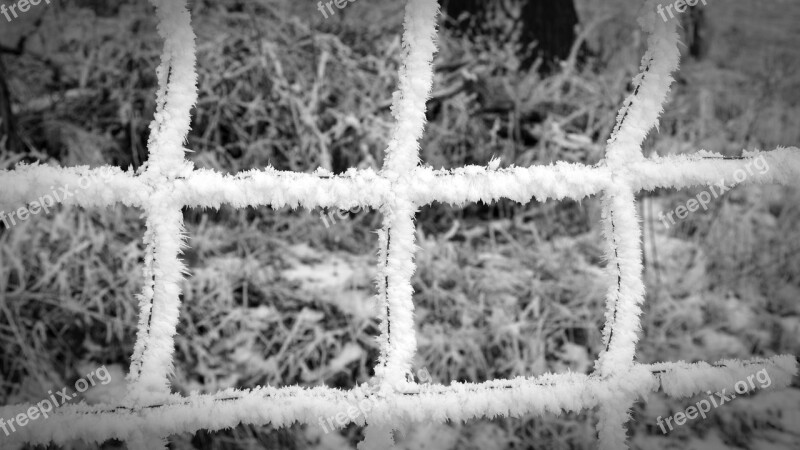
(0, 0, 799, 448)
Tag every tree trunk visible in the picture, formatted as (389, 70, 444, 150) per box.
(0, 57, 22, 153)
(519, 0, 580, 73)
(439, 0, 486, 33)
(681, 5, 711, 60)
(439, 0, 579, 73)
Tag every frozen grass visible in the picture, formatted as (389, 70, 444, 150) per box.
(1, 0, 799, 448)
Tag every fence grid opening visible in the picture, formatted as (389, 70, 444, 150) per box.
(0, 0, 797, 449)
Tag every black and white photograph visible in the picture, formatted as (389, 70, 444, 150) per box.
(0, 0, 799, 448)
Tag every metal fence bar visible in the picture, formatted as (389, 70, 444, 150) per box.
(0, 0, 797, 449)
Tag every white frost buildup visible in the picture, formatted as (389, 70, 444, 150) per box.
(374, 0, 440, 390)
(144, 0, 197, 178)
(126, 0, 195, 408)
(596, 184, 646, 376)
(0, 0, 797, 449)
(383, 0, 439, 176)
(605, 0, 680, 166)
(127, 199, 188, 399)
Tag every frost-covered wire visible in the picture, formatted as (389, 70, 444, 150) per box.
(0, 164, 145, 213)
(605, 0, 680, 166)
(2, 356, 793, 447)
(126, 0, 196, 406)
(591, 6, 680, 446)
(595, 2, 678, 381)
(629, 147, 800, 191)
(374, 0, 440, 390)
(3, 150, 798, 216)
(144, 0, 197, 178)
(647, 355, 798, 398)
(596, 183, 646, 377)
(382, 0, 439, 176)
(0, 0, 798, 448)
(127, 198, 188, 400)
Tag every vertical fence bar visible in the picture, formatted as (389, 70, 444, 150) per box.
(593, 4, 681, 447)
(596, 184, 646, 376)
(127, 0, 197, 404)
(374, 0, 439, 389)
(597, 0, 680, 376)
(143, 0, 198, 176)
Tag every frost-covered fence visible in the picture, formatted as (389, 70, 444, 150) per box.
(0, 0, 798, 449)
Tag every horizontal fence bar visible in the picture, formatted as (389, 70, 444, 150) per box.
(405, 163, 610, 205)
(644, 355, 797, 398)
(1, 357, 794, 446)
(174, 167, 391, 210)
(0, 370, 649, 446)
(0, 165, 147, 213)
(629, 147, 800, 192)
(2, 148, 797, 217)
